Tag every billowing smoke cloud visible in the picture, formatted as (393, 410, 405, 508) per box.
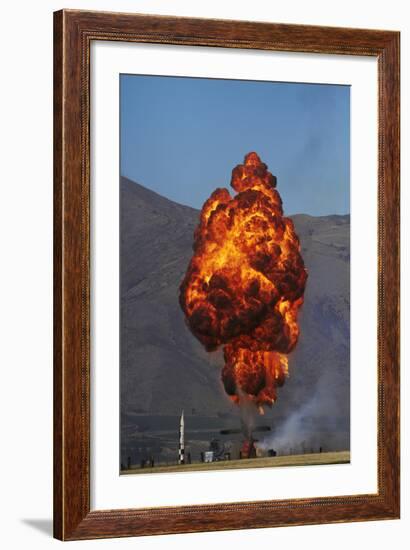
(256, 367, 350, 453)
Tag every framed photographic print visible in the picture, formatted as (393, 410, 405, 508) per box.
(54, 9, 400, 540)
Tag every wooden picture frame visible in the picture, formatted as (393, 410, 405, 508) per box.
(53, 9, 400, 541)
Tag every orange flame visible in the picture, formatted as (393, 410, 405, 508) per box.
(179, 153, 307, 409)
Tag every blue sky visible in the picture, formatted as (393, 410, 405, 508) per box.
(120, 75, 350, 216)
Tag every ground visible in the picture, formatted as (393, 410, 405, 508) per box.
(122, 450, 350, 475)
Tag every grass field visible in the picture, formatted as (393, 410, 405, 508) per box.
(121, 450, 350, 475)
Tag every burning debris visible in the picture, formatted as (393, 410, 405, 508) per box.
(180, 153, 307, 411)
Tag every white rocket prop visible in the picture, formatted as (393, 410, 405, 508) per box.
(178, 410, 185, 464)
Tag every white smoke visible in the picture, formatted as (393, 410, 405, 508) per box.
(256, 397, 320, 453)
(255, 365, 350, 455)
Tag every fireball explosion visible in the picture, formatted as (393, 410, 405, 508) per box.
(179, 152, 307, 412)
